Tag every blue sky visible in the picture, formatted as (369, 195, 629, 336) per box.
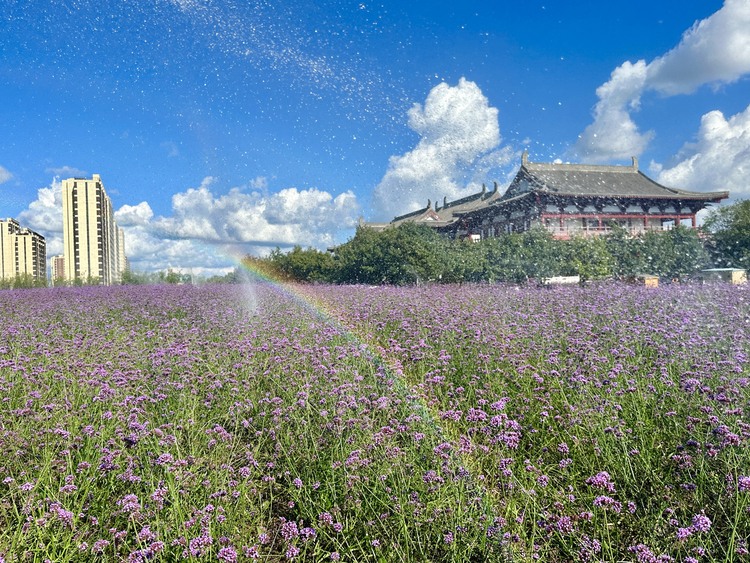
(1, 0, 749, 274)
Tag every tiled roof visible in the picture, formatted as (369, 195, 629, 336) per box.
(504, 154, 728, 201)
(434, 183, 501, 222)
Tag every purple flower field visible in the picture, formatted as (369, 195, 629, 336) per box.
(1, 282, 749, 562)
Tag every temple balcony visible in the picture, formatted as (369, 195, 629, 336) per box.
(543, 222, 696, 240)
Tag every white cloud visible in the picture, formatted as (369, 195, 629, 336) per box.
(117, 223, 239, 275)
(122, 180, 360, 273)
(372, 77, 512, 220)
(577, 0, 750, 161)
(45, 165, 87, 178)
(16, 175, 361, 274)
(576, 61, 653, 162)
(647, 0, 750, 95)
(115, 202, 154, 226)
(0, 165, 12, 184)
(654, 103, 750, 198)
(152, 179, 360, 247)
(18, 178, 64, 234)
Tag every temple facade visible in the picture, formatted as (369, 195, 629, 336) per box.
(369, 152, 729, 240)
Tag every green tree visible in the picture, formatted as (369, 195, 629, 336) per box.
(269, 246, 336, 283)
(641, 230, 676, 278)
(71, 275, 100, 286)
(703, 199, 750, 268)
(520, 228, 563, 282)
(482, 234, 526, 283)
(629, 226, 708, 281)
(121, 269, 149, 285)
(334, 223, 444, 285)
(333, 226, 386, 284)
(159, 269, 191, 284)
(606, 225, 646, 279)
(241, 255, 285, 281)
(441, 238, 487, 284)
(0, 274, 47, 290)
(565, 235, 614, 282)
(667, 224, 708, 279)
(376, 223, 443, 285)
(206, 268, 243, 284)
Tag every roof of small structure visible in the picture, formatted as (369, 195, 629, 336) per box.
(434, 182, 501, 221)
(377, 183, 501, 229)
(388, 201, 440, 227)
(503, 152, 729, 201)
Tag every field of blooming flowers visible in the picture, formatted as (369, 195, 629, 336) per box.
(0, 282, 749, 562)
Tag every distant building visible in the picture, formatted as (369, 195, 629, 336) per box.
(117, 227, 127, 278)
(368, 152, 729, 240)
(62, 174, 126, 285)
(51, 254, 65, 283)
(0, 218, 46, 282)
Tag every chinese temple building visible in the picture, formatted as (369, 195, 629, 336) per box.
(369, 151, 729, 240)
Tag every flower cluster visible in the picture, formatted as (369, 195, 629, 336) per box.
(0, 281, 748, 560)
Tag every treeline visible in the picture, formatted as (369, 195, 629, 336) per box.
(0, 273, 49, 290)
(2, 269, 211, 289)
(2, 202, 746, 289)
(121, 269, 245, 285)
(255, 199, 750, 285)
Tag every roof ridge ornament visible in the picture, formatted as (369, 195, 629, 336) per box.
(632, 156, 639, 170)
(522, 149, 529, 166)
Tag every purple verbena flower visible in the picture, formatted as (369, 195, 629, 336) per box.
(691, 512, 711, 533)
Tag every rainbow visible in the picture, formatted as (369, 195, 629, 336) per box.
(227, 253, 501, 519)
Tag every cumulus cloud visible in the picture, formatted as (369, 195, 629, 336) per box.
(123, 179, 359, 273)
(372, 78, 513, 221)
(115, 202, 154, 226)
(647, 0, 750, 95)
(577, 0, 750, 161)
(0, 165, 12, 184)
(16, 175, 361, 275)
(653, 103, 750, 198)
(13, 178, 64, 256)
(576, 61, 653, 162)
(152, 177, 359, 247)
(117, 223, 241, 275)
(45, 165, 87, 178)
(18, 178, 64, 234)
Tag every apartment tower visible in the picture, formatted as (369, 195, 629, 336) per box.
(62, 174, 125, 285)
(0, 218, 47, 282)
(51, 255, 65, 284)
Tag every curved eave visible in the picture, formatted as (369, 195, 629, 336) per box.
(391, 206, 433, 223)
(540, 190, 729, 202)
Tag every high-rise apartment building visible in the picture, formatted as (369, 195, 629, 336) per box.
(62, 174, 125, 285)
(0, 218, 47, 282)
(51, 255, 65, 283)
